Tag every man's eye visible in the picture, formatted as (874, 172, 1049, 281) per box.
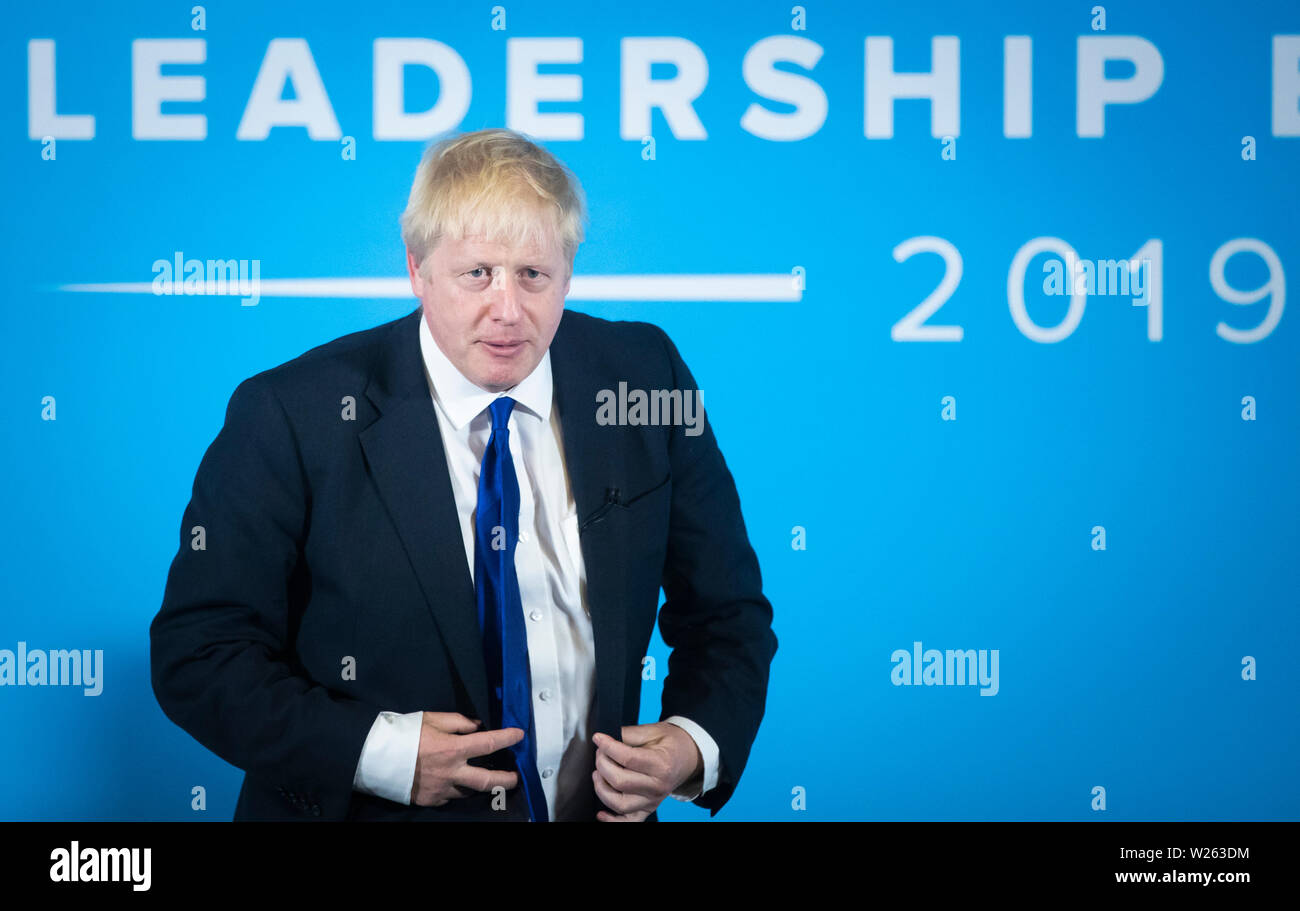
(524, 269, 542, 279)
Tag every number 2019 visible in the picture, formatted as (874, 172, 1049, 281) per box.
(890, 236, 1285, 344)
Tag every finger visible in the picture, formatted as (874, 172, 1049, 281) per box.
(592, 732, 660, 776)
(597, 809, 649, 822)
(424, 712, 481, 734)
(450, 764, 519, 793)
(595, 747, 660, 798)
(592, 768, 634, 816)
(593, 767, 655, 817)
(593, 769, 656, 818)
(457, 726, 525, 759)
(618, 723, 659, 747)
(438, 784, 475, 802)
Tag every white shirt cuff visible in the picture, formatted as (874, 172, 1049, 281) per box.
(662, 715, 719, 801)
(352, 710, 423, 805)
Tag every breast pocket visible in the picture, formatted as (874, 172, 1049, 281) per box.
(578, 471, 671, 533)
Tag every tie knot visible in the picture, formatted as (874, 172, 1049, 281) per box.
(488, 395, 515, 430)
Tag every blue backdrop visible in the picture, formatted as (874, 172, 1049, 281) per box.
(2, 0, 1297, 821)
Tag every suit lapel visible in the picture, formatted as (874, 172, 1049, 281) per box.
(358, 308, 492, 727)
(550, 311, 628, 742)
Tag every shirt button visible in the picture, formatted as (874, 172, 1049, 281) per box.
(538, 689, 552, 702)
(541, 768, 554, 779)
(529, 610, 542, 622)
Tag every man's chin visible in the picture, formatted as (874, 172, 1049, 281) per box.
(471, 365, 526, 393)
(471, 353, 536, 391)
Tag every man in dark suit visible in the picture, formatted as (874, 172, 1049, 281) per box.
(149, 128, 776, 821)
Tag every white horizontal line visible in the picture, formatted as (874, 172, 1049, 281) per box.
(57, 275, 802, 302)
(571, 275, 801, 301)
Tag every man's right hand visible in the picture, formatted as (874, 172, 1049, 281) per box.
(410, 711, 524, 806)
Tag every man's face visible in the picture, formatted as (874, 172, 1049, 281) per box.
(407, 230, 571, 392)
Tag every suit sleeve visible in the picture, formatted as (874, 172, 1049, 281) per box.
(652, 326, 778, 817)
(149, 374, 383, 817)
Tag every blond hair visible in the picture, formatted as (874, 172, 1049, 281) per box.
(400, 128, 587, 274)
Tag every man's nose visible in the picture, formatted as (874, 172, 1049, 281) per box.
(488, 268, 522, 322)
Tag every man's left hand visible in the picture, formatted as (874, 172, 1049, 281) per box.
(592, 722, 703, 822)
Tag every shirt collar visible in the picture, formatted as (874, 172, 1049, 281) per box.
(418, 310, 553, 430)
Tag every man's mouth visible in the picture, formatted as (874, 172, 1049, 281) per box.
(481, 339, 526, 355)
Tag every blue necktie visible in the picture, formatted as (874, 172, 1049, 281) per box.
(474, 396, 548, 822)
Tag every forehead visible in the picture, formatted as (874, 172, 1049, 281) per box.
(438, 232, 562, 263)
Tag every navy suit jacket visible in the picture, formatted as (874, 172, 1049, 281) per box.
(150, 306, 777, 821)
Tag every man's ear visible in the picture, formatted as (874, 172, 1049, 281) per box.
(406, 248, 424, 297)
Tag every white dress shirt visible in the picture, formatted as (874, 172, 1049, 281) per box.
(350, 312, 719, 819)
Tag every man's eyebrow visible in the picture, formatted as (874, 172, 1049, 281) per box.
(460, 260, 550, 270)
